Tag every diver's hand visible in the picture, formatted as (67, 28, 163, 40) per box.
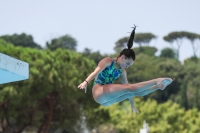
(132, 106, 139, 113)
(78, 81, 87, 93)
(128, 97, 139, 113)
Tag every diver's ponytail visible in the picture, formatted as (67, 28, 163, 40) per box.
(127, 25, 136, 49)
(118, 25, 137, 61)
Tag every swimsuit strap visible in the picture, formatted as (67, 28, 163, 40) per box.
(111, 58, 114, 66)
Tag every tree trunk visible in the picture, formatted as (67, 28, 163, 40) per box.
(38, 94, 53, 133)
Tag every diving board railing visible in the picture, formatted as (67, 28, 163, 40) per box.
(0, 53, 29, 84)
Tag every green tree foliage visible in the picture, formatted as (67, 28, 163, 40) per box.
(134, 46, 157, 56)
(0, 42, 96, 133)
(0, 33, 42, 49)
(95, 98, 200, 133)
(114, 37, 129, 52)
(183, 32, 200, 57)
(46, 34, 77, 51)
(163, 32, 185, 59)
(163, 31, 200, 59)
(160, 47, 177, 59)
(114, 33, 157, 52)
(82, 48, 92, 56)
(82, 48, 108, 65)
(134, 33, 157, 47)
(175, 59, 200, 109)
(0, 38, 13, 46)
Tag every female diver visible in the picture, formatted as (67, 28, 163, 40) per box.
(78, 26, 173, 113)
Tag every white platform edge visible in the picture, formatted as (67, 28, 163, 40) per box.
(0, 53, 29, 79)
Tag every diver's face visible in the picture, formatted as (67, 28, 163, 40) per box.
(119, 55, 134, 69)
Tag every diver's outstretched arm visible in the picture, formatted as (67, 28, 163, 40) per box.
(78, 57, 113, 93)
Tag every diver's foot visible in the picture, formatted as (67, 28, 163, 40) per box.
(157, 78, 173, 90)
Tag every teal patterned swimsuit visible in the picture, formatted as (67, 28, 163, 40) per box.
(93, 58, 123, 86)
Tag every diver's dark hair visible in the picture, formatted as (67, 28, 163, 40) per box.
(118, 25, 136, 61)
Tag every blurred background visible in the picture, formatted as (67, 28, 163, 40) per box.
(0, 0, 200, 133)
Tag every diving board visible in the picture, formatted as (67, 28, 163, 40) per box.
(0, 53, 29, 84)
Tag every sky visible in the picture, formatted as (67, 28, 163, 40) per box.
(0, 0, 200, 62)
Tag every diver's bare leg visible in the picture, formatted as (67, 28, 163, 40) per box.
(92, 78, 171, 104)
(101, 85, 158, 106)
